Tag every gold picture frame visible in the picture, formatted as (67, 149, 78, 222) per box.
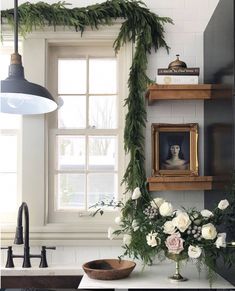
(151, 123, 199, 176)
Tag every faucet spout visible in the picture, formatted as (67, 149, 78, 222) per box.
(14, 202, 31, 267)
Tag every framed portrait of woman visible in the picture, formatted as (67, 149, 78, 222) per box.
(151, 123, 199, 176)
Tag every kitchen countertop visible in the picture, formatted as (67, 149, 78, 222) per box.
(1, 265, 83, 276)
(79, 260, 234, 289)
(2, 261, 234, 289)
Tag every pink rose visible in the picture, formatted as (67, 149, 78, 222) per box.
(165, 232, 184, 254)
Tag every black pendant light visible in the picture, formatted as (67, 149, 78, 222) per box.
(0, 0, 58, 115)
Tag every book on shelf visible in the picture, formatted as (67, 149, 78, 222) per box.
(156, 75, 199, 85)
(157, 67, 200, 75)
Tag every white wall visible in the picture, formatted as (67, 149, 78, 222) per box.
(1, 0, 220, 267)
(144, 0, 219, 210)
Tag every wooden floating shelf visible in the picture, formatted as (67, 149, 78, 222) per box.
(147, 176, 214, 191)
(146, 84, 232, 104)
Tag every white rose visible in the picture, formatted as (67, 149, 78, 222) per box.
(175, 209, 183, 215)
(132, 219, 139, 232)
(218, 199, 229, 210)
(201, 209, 214, 218)
(151, 197, 165, 209)
(146, 232, 161, 248)
(107, 227, 115, 240)
(159, 202, 173, 217)
(132, 187, 141, 200)
(115, 216, 122, 225)
(215, 233, 227, 248)
(163, 221, 176, 235)
(188, 245, 202, 259)
(201, 223, 217, 240)
(123, 234, 132, 246)
(172, 212, 191, 232)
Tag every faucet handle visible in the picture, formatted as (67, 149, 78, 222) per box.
(39, 246, 56, 268)
(1, 246, 14, 268)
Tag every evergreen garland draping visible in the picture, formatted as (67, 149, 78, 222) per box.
(1, 0, 172, 262)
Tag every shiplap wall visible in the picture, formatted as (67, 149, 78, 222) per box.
(144, 0, 219, 210)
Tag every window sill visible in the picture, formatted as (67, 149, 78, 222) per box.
(1, 223, 122, 246)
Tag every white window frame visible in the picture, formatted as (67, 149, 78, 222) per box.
(47, 44, 121, 223)
(1, 25, 132, 246)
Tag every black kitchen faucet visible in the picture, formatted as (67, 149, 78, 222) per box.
(1, 202, 56, 268)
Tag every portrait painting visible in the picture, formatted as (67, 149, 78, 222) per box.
(151, 123, 199, 176)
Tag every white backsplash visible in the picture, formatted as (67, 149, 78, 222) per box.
(1, 245, 123, 268)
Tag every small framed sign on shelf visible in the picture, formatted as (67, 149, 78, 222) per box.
(151, 123, 199, 176)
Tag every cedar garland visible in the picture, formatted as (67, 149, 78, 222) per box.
(1, 0, 172, 262)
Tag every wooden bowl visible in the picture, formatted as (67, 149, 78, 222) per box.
(82, 259, 136, 280)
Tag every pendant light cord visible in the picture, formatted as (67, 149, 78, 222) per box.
(14, 0, 18, 54)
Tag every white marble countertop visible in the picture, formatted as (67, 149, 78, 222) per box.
(79, 260, 234, 289)
(1, 265, 83, 276)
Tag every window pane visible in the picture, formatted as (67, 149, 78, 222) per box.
(89, 58, 117, 94)
(88, 136, 117, 171)
(58, 59, 86, 94)
(89, 95, 117, 129)
(0, 135, 17, 172)
(57, 173, 85, 209)
(57, 136, 85, 171)
(0, 173, 17, 213)
(0, 113, 21, 129)
(87, 173, 117, 207)
(58, 95, 86, 128)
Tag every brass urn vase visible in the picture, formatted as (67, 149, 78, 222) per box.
(167, 252, 188, 282)
(168, 54, 187, 70)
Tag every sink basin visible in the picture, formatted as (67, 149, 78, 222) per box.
(1, 266, 83, 288)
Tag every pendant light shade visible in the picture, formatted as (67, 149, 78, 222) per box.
(0, 0, 57, 115)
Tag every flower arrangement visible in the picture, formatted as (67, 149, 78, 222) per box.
(105, 188, 235, 284)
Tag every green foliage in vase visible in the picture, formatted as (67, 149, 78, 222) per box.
(109, 193, 235, 286)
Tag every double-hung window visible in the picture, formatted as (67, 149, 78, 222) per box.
(48, 43, 126, 224)
(1, 28, 131, 242)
